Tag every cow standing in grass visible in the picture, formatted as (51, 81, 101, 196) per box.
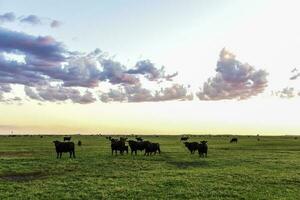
(53, 141, 75, 158)
(198, 141, 208, 157)
(128, 140, 147, 155)
(184, 142, 199, 154)
(144, 142, 161, 156)
(230, 138, 238, 143)
(64, 136, 71, 141)
(110, 137, 126, 155)
(180, 136, 189, 142)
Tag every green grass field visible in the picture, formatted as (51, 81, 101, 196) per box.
(0, 135, 299, 200)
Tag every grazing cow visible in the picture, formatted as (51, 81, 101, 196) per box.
(230, 138, 238, 143)
(198, 141, 208, 157)
(184, 142, 199, 154)
(136, 137, 143, 142)
(128, 140, 147, 155)
(53, 141, 75, 158)
(180, 136, 189, 141)
(78, 140, 82, 146)
(144, 142, 161, 156)
(64, 136, 71, 141)
(110, 137, 126, 155)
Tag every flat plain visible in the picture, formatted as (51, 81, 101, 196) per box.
(0, 135, 299, 200)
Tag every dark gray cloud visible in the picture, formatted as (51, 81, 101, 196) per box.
(20, 15, 42, 25)
(197, 48, 268, 101)
(0, 12, 16, 23)
(100, 83, 193, 103)
(127, 60, 178, 81)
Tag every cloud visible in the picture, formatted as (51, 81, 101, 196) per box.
(0, 27, 66, 62)
(20, 15, 42, 25)
(99, 58, 140, 85)
(1, 12, 62, 28)
(50, 20, 62, 28)
(100, 83, 193, 103)
(0, 26, 186, 104)
(274, 87, 297, 99)
(197, 48, 268, 100)
(127, 60, 178, 81)
(0, 12, 16, 23)
(0, 84, 12, 93)
(290, 68, 300, 80)
(25, 85, 96, 104)
(24, 86, 42, 100)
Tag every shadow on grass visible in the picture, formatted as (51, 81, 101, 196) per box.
(0, 171, 45, 182)
(167, 160, 209, 169)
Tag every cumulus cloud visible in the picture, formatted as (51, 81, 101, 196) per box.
(127, 60, 178, 81)
(0, 27, 66, 62)
(20, 15, 42, 25)
(100, 83, 193, 103)
(24, 85, 96, 104)
(197, 48, 268, 100)
(0, 12, 16, 23)
(0, 26, 185, 104)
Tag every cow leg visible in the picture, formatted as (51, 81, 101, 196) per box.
(60, 152, 62, 158)
(56, 152, 59, 159)
(69, 151, 72, 158)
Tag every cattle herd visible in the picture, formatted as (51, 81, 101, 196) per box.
(53, 135, 239, 159)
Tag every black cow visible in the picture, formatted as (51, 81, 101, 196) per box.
(180, 136, 189, 141)
(110, 137, 126, 155)
(198, 141, 208, 157)
(122, 146, 129, 154)
(64, 136, 71, 141)
(53, 141, 75, 158)
(144, 142, 161, 156)
(184, 142, 199, 154)
(128, 140, 148, 155)
(230, 138, 238, 143)
(78, 140, 82, 146)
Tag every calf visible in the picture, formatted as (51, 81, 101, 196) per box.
(230, 138, 238, 143)
(184, 142, 199, 154)
(53, 141, 75, 158)
(198, 141, 208, 157)
(180, 136, 189, 141)
(63, 136, 71, 141)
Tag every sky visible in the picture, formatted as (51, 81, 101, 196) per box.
(0, 0, 300, 135)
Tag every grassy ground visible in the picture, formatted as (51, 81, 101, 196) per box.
(0, 135, 299, 200)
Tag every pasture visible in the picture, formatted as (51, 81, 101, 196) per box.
(0, 135, 299, 199)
